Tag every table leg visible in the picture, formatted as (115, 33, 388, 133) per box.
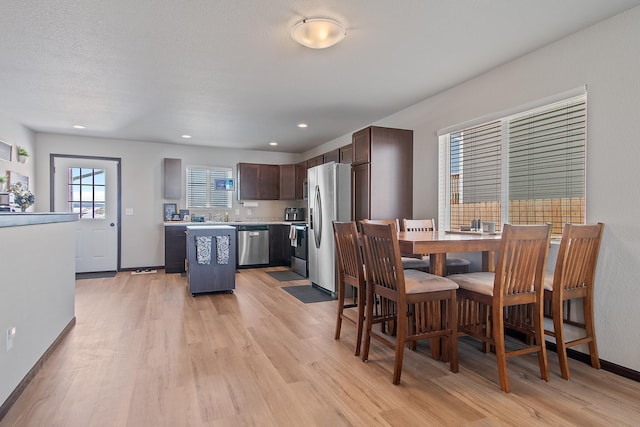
(482, 250, 496, 272)
(430, 253, 447, 276)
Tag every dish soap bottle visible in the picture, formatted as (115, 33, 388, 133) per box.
(224, 212, 229, 222)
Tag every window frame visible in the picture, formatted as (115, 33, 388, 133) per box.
(438, 92, 587, 235)
(186, 165, 233, 209)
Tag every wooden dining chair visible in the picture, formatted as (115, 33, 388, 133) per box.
(332, 221, 367, 356)
(449, 223, 552, 392)
(362, 219, 430, 272)
(544, 222, 604, 380)
(402, 218, 471, 274)
(359, 222, 459, 385)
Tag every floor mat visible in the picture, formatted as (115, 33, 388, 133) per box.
(267, 270, 306, 282)
(281, 285, 335, 303)
(76, 271, 117, 280)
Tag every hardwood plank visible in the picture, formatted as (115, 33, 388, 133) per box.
(1, 268, 639, 426)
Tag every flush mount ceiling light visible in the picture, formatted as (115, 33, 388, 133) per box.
(291, 18, 346, 49)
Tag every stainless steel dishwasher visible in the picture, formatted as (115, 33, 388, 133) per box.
(237, 224, 269, 266)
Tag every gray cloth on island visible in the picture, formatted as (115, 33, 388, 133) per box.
(195, 236, 212, 264)
(216, 235, 230, 265)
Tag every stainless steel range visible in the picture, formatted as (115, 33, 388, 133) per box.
(290, 224, 308, 277)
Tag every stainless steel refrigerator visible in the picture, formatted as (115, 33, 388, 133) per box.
(307, 162, 351, 294)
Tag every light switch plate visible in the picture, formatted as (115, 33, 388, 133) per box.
(6, 326, 16, 352)
(125, 208, 134, 216)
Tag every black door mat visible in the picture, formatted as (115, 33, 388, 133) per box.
(267, 270, 306, 282)
(76, 271, 117, 280)
(282, 285, 335, 303)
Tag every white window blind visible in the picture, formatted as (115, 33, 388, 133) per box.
(439, 94, 586, 235)
(186, 167, 232, 208)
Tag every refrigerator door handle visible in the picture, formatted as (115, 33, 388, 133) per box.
(314, 185, 322, 249)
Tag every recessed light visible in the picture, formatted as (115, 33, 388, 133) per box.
(181, 134, 192, 139)
(297, 123, 308, 128)
(72, 125, 86, 129)
(269, 141, 278, 146)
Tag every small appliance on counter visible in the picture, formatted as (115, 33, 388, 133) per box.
(0, 192, 15, 212)
(284, 207, 305, 222)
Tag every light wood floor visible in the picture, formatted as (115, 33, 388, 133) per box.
(2, 268, 639, 427)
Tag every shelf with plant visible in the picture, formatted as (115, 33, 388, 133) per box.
(17, 146, 29, 164)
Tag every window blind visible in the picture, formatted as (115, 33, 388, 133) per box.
(508, 98, 586, 232)
(186, 167, 232, 208)
(440, 94, 586, 235)
(449, 120, 502, 231)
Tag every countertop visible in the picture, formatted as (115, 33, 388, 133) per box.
(0, 212, 79, 228)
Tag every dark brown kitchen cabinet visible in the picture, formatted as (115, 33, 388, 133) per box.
(339, 144, 353, 164)
(323, 148, 340, 164)
(351, 126, 413, 222)
(279, 164, 296, 200)
(295, 161, 307, 200)
(269, 224, 291, 266)
(238, 163, 280, 200)
(165, 225, 187, 273)
(306, 155, 323, 168)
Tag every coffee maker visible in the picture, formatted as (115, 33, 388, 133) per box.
(284, 207, 305, 222)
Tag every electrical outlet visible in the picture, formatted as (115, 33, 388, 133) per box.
(6, 326, 16, 352)
(235, 209, 240, 215)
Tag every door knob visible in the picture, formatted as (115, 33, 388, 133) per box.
(110, 223, 115, 227)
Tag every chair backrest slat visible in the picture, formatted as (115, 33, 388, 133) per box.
(360, 222, 405, 296)
(333, 222, 364, 282)
(402, 218, 436, 232)
(554, 223, 604, 292)
(495, 224, 552, 298)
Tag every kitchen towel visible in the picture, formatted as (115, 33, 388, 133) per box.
(289, 225, 297, 247)
(195, 236, 212, 264)
(216, 235, 230, 264)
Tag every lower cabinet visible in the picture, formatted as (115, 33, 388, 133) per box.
(165, 224, 290, 273)
(165, 225, 187, 273)
(269, 224, 291, 267)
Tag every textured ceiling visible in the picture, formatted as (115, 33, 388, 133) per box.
(1, 0, 639, 153)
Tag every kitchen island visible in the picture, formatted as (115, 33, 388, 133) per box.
(0, 213, 77, 416)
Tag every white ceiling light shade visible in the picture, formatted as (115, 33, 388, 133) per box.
(291, 18, 346, 49)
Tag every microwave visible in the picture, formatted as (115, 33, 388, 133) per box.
(0, 192, 14, 206)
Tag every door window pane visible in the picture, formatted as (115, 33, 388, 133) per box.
(67, 168, 106, 219)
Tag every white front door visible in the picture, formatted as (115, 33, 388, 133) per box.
(53, 157, 119, 273)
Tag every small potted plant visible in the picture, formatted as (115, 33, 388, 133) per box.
(0, 174, 6, 191)
(17, 146, 29, 164)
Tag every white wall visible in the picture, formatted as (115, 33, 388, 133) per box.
(0, 117, 35, 205)
(0, 220, 76, 405)
(311, 6, 640, 372)
(34, 134, 302, 269)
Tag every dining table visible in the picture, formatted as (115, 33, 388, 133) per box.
(397, 230, 503, 276)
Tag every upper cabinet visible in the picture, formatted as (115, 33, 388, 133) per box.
(163, 158, 182, 199)
(279, 164, 297, 200)
(351, 126, 413, 221)
(306, 155, 323, 169)
(339, 144, 353, 164)
(323, 148, 339, 164)
(238, 163, 280, 200)
(295, 161, 307, 200)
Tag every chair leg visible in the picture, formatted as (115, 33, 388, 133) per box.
(533, 300, 550, 382)
(392, 304, 407, 385)
(552, 299, 571, 380)
(583, 295, 601, 370)
(361, 288, 375, 362)
(334, 280, 344, 341)
(448, 291, 459, 373)
(354, 286, 365, 357)
(492, 303, 510, 393)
